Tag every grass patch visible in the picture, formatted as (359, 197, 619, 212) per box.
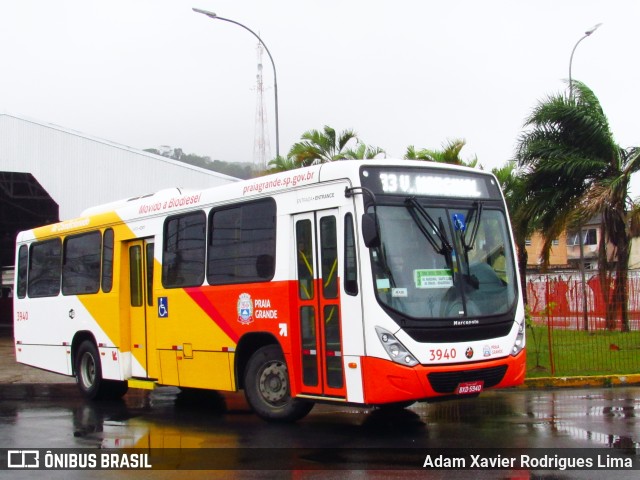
(526, 327, 640, 378)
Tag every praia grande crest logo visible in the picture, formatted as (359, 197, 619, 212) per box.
(237, 293, 253, 325)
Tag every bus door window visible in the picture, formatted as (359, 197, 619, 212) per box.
(319, 216, 343, 390)
(320, 217, 338, 299)
(296, 219, 318, 387)
(145, 242, 154, 307)
(296, 220, 314, 301)
(129, 246, 143, 307)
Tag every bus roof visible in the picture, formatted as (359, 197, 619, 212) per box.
(18, 160, 498, 242)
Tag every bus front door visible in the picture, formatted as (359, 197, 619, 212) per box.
(294, 210, 346, 399)
(127, 239, 155, 378)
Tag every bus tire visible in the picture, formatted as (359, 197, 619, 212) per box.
(244, 344, 313, 423)
(75, 341, 127, 400)
(75, 340, 104, 400)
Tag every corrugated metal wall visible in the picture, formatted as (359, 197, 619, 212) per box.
(0, 113, 238, 220)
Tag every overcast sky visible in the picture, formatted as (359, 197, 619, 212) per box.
(1, 1, 638, 181)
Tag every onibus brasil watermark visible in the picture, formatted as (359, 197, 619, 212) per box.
(6, 450, 151, 470)
(3, 448, 638, 471)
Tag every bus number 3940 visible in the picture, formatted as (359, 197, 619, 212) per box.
(429, 348, 456, 361)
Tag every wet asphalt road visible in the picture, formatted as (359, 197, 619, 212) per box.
(0, 385, 639, 479)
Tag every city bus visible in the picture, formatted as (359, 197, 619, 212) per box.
(13, 159, 525, 422)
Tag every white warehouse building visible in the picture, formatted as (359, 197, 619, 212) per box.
(0, 112, 238, 270)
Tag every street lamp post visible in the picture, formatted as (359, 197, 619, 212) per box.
(568, 23, 601, 331)
(193, 7, 280, 159)
(568, 23, 602, 100)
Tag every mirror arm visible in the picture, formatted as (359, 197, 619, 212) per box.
(345, 186, 377, 206)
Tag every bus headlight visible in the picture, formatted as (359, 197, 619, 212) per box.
(375, 327, 419, 367)
(511, 321, 525, 356)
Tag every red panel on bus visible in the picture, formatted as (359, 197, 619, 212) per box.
(361, 351, 526, 405)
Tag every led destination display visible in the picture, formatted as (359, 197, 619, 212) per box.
(360, 167, 501, 199)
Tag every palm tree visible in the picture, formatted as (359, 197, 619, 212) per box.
(343, 142, 386, 160)
(515, 80, 640, 331)
(267, 128, 384, 172)
(289, 125, 359, 167)
(405, 138, 479, 168)
(267, 155, 298, 172)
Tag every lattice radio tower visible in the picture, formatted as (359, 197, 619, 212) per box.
(253, 41, 271, 170)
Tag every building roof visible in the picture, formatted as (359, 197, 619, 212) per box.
(0, 112, 238, 220)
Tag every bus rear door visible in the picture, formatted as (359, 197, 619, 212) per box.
(126, 238, 155, 378)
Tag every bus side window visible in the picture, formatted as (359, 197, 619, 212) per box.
(62, 231, 101, 295)
(162, 211, 206, 288)
(208, 199, 276, 285)
(344, 213, 358, 296)
(28, 239, 62, 298)
(102, 228, 114, 293)
(17, 245, 28, 299)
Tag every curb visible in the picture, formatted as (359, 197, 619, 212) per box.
(521, 374, 640, 389)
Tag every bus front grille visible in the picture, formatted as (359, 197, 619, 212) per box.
(427, 365, 508, 394)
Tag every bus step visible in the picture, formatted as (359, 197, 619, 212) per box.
(127, 379, 157, 390)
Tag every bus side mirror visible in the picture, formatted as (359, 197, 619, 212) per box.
(362, 213, 380, 248)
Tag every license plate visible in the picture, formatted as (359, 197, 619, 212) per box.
(456, 380, 484, 395)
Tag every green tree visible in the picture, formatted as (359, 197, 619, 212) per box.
(405, 138, 479, 168)
(286, 125, 385, 167)
(343, 142, 386, 160)
(267, 155, 298, 172)
(289, 125, 359, 166)
(515, 80, 640, 331)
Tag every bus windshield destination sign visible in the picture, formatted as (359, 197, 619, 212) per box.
(360, 167, 500, 199)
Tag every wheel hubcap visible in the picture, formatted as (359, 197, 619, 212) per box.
(80, 353, 95, 388)
(259, 361, 288, 405)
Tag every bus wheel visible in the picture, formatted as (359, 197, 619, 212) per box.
(75, 341, 128, 400)
(244, 345, 313, 422)
(76, 341, 103, 400)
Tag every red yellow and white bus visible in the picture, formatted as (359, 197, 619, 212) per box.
(13, 159, 525, 422)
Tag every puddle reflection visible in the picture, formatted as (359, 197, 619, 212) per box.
(521, 389, 640, 453)
(2, 385, 638, 456)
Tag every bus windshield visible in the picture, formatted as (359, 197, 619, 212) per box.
(370, 202, 516, 319)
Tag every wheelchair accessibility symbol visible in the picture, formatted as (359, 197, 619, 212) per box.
(158, 297, 169, 318)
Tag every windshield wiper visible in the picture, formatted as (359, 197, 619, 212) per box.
(462, 201, 483, 252)
(405, 197, 452, 255)
(453, 201, 484, 290)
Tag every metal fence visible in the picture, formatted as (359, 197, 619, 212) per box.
(526, 272, 640, 377)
